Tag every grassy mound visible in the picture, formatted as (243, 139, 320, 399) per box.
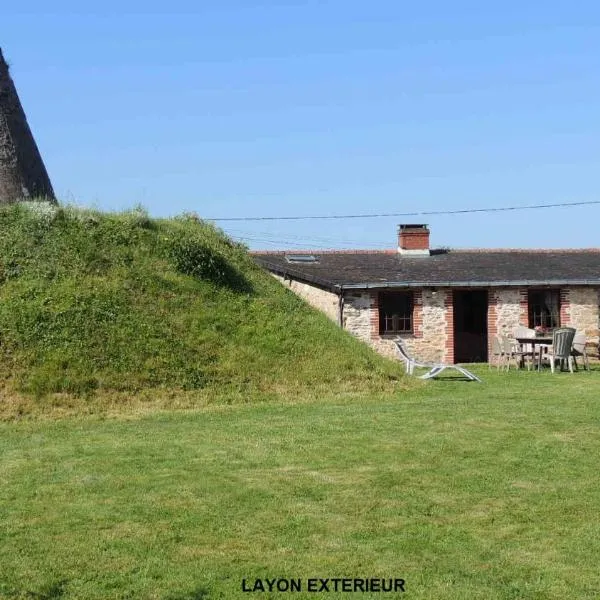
(0, 203, 402, 400)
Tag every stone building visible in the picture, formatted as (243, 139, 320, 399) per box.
(0, 47, 55, 204)
(253, 225, 600, 363)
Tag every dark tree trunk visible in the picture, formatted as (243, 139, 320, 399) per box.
(0, 47, 56, 204)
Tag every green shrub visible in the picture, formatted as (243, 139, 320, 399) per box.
(167, 236, 229, 282)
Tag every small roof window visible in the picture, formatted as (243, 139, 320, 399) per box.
(285, 254, 319, 264)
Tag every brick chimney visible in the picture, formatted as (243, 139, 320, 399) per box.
(397, 224, 430, 255)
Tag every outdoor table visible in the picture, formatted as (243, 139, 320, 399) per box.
(515, 336, 553, 371)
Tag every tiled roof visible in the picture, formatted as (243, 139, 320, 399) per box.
(253, 249, 600, 290)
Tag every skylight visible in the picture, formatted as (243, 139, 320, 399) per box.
(285, 254, 319, 264)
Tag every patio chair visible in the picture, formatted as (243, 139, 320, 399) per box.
(489, 336, 505, 370)
(571, 331, 590, 371)
(542, 327, 576, 373)
(394, 339, 482, 382)
(512, 326, 537, 368)
(500, 335, 529, 370)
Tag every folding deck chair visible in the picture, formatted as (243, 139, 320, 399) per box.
(394, 339, 482, 382)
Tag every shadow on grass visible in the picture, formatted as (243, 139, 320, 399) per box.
(217, 264, 254, 294)
(164, 586, 211, 600)
(168, 237, 254, 295)
(412, 369, 483, 382)
(1, 579, 68, 599)
(427, 376, 481, 382)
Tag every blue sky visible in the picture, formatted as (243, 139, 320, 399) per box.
(3, 1, 600, 249)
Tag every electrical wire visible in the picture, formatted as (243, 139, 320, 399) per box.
(224, 227, 385, 248)
(207, 199, 600, 222)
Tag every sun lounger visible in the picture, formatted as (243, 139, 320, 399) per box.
(394, 339, 482, 382)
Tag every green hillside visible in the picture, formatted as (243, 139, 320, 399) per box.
(0, 203, 403, 403)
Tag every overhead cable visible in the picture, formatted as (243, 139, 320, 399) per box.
(207, 199, 600, 222)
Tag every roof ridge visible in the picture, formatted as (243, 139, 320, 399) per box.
(250, 249, 397, 255)
(252, 247, 600, 255)
(454, 248, 600, 254)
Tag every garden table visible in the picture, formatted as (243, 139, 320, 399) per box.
(515, 336, 553, 371)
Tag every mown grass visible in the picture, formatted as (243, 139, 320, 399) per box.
(0, 202, 401, 401)
(2, 202, 599, 598)
(1, 367, 600, 599)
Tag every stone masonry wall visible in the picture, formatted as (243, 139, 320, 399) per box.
(271, 274, 339, 322)
(273, 276, 600, 363)
(494, 288, 523, 335)
(567, 287, 600, 343)
(493, 287, 599, 339)
(343, 291, 399, 359)
(492, 286, 599, 357)
(414, 289, 447, 363)
(343, 291, 374, 345)
(343, 289, 447, 363)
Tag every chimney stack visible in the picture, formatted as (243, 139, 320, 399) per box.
(0, 47, 56, 205)
(397, 224, 430, 255)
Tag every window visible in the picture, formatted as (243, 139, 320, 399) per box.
(528, 289, 560, 329)
(379, 291, 413, 334)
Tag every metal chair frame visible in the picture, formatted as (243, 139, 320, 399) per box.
(394, 339, 482, 382)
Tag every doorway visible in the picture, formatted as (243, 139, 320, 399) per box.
(453, 290, 488, 363)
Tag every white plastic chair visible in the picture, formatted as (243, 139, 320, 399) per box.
(489, 336, 505, 370)
(512, 326, 537, 369)
(543, 327, 576, 373)
(500, 336, 525, 370)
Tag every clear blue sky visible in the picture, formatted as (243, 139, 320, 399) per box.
(4, 1, 600, 249)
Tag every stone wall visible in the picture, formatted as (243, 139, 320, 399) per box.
(494, 288, 523, 336)
(492, 286, 600, 342)
(271, 274, 339, 322)
(342, 291, 399, 359)
(567, 287, 600, 343)
(346, 285, 600, 363)
(342, 288, 447, 362)
(343, 290, 376, 345)
(413, 289, 447, 363)
(272, 275, 600, 363)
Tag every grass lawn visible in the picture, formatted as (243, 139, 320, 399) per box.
(1, 367, 600, 599)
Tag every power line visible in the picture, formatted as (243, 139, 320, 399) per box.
(229, 234, 385, 249)
(207, 199, 600, 222)
(229, 235, 323, 248)
(225, 227, 386, 248)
